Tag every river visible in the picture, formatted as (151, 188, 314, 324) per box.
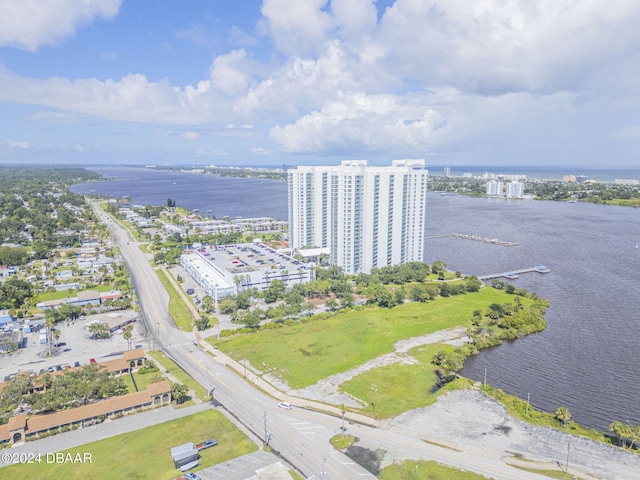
(71, 166, 640, 432)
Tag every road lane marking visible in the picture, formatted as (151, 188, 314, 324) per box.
(186, 352, 235, 393)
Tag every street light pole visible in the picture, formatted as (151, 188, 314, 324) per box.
(526, 392, 530, 416)
(564, 442, 570, 479)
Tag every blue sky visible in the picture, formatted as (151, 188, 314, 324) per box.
(0, 0, 639, 168)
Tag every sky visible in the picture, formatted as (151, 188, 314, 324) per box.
(1, 0, 639, 168)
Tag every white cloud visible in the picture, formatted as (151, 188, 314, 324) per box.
(270, 91, 451, 153)
(73, 143, 89, 152)
(0, 0, 121, 51)
(260, 0, 332, 56)
(0, 140, 30, 151)
(374, 0, 640, 94)
(251, 147, 270, 155)
(182, 131, 199, 140)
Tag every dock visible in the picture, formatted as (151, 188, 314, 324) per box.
(478, 265, 550, 281)
(425, 233, 519, 246)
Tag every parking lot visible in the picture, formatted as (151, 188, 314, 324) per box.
(0, 311, 149, 382)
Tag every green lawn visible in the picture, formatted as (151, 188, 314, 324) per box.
(512, 466, 584, 479)
(3, 410, 258, 480)
(340, 343, 461, 419)
(148, 350, 208, 401)
(122, 371, 167, 393)
(379, 459, 490, 480)
(210, 288, 520, 389)
(156, 268, 193, 331)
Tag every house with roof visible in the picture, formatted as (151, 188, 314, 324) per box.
(0, 380, 172, 446)
(0, 349, 170, 447)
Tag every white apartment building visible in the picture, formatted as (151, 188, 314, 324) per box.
(287, 159, 428, 275)
(485, 181, 503, 196)
(505, 181, 525, 198)
(486, 181, 525, 198)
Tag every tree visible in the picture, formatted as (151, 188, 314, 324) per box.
(88, 322, 110, 339)
(555, 406, 571, 426)
(218, 297, 237, 314)
(171, 382, 189, 404)
(123, 324, 133, 350)
(201, 295, 215, 313)
(610, 421, 640, 449)
(52, 329, 61, 348)
(196, 316, 210, 331)
(324, 298, 338, 312)
(240, 310, 261, 329)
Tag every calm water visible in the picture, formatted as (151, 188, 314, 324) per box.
(70, 166, 288, 220)
(72, 167, 640, 431)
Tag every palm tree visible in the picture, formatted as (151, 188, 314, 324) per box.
(53, 329, 61, 348)
(555, 406, 571, 426)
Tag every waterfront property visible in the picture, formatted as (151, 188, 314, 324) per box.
(181, 242, 314, 302)
(287, 159, 428, 274)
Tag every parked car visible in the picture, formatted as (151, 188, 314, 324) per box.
(186, 288, 195, 295)
(278, 402, 292, 410)
(196, 439, 217, 451)
(184, 472, 201, 480)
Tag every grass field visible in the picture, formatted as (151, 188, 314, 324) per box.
(148, 350, 208, 401)
(340, 343, 460, 419)
(122, 371, 167, 393)
(210, 288, 520, 389)
(156, 268, 193, 331)
(3, 410, 258, 480)
(378, 459, 491, 479)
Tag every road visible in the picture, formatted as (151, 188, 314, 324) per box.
(99, 206, 551, 480)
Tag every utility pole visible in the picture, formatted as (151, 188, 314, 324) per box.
(526, 392, 530, 416)
(263, 412, 268, 447)
(483, 368, 487, 390)
(371, 383, 377, 418)
(564, 442, 570, 479)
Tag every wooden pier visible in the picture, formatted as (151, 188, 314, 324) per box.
(478, 266, 550, 281)
(424, 233, 519, 246)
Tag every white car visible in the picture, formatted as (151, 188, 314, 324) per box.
(278, 402, 292, 410)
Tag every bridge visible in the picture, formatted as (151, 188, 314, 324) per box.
(478, 265, 550, 281)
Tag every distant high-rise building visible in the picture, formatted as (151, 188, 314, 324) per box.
(288, 160, 428, 275)
(444, 167, 451, 177)
(505, 181, 524, 198)
(486, 181, 524, 198)
(485, 181, 503, 196)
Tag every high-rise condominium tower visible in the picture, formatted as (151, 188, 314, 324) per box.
(287, 159, 428, 275)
